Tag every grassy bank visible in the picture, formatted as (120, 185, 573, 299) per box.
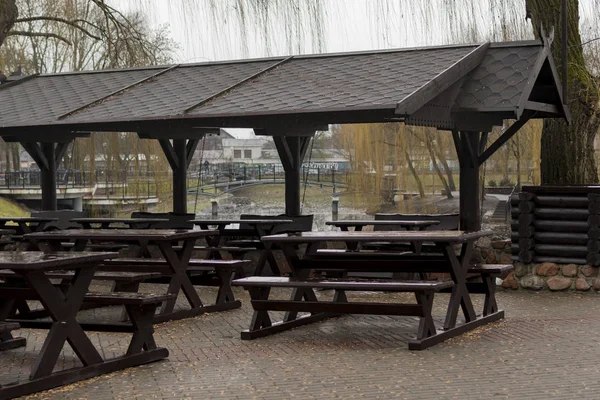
(0, 197, 30, 217)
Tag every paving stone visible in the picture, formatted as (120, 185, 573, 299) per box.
(3, 284, 600, 399)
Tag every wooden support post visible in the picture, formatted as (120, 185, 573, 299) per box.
(273, 136, 312, 216)
(172, 139, 187, 214)
(21, 142, 58, 211)
(457, 132, 481, 231)
(41, 143, 57, 211)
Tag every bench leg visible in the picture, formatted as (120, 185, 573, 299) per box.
(415, 292, 436, 340)
(248, 287, 272, 331)
(215, 267, 236, 304)
(125, 304, 159, 355)
(482, 275, 499, 316)
(113, 282, 141, 322)
(0, 331, 27, 351)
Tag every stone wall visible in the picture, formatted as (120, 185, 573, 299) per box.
(502, 262, 599, 291)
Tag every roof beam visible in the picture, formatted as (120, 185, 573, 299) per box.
(478, 111, 536, 165)
(186, 139, 200, 168)
(157, 139, 179, 170)
(137, 127, 219, 140)
(395, 42, 490, 116)
(182, 56, 293, 114)
(21, 142, 48, 170)
(59, 64, 179, 120)
(55, 141, 72, 165)
(1, 132, 88, 143)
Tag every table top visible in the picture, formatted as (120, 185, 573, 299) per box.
(262, 230, 493, 243)
(70, 218, 170, 225)
(326, 220, 439, 227)
(0, 251, 119, 270)
(25, 229, 218, 242)
(0, 217, 59, 223)
(191, 219, 294, 226)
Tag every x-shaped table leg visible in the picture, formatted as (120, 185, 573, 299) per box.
(22, 267, 103, 379)
(280, 243, 319, 322)
(157, 238, 203, 314)
(440, 241, 477, 330)
(253, 225, 281, 276)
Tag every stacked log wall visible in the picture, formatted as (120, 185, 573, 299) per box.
(511, 187, 599, 266)
(505, 186, 600, 291)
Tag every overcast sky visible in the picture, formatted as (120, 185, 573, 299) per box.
(107, 0, 532, 63)
(109, 1, 598, 63)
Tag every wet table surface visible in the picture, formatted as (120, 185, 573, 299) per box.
(70, 218, 170, 229)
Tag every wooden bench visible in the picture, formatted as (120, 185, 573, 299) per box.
(0, 321, 26, 351)
(101, 258, 251, 311)
(0, 270, 165, 321)
(466, 264, 513, 316)
(233, 276, 453, 349)
(1, 292, 172, 399)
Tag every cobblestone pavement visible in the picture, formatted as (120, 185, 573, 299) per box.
(2, 285, 600, 399)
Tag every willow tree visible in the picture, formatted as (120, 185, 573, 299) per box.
(528, 1, 599, 184)
(368, 0, 599, 184)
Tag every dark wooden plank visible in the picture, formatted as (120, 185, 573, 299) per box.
(0, 251, 118, 271)
(233, 276, 453, 291)
(0, 348, 168, 400)
(467, 264, 513, 274)
(191, 219, 293, 226)
(26, 229, 217, 242)
(325, 220, 439, 228)
(83, 292, 174, 306)
(251, 300, 425, 316)
(408, 311, 505, 350)
(262, 230, 491, 244)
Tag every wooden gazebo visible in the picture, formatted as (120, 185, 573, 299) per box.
(0, 35, 569, 230)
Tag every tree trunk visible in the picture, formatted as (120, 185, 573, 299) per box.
(404, 149, 425, 198)
(424, 133, 453, 199)
(0, 0, 17, 48)
(527, 0, 600, 184)
(434, 142, 456, 191)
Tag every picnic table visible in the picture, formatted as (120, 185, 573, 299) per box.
(233, 230, 510, 350)
(326, 219, 439, 231)
(70, 217, 169, 229)
(326, 219, 440, 252)
(0, 251, 170, 399)
(0, 217, 58, 235)
(24, 229, 239, 324)
(191, 219, 293, 275)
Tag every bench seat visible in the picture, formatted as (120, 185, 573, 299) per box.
(0, 321, 26, 350)
(233, 276, 453, 292)
(173, 245, 257, 253)
(84, 292, 173, 306)
(467, 264, 513, 274)
(233, 276, 454, 348)
(101, 258, 250, 273)
(0, 269, 161, 282)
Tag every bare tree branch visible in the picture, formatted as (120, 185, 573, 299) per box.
(14, 16, 102, 40)
(7, 30, 71, 45)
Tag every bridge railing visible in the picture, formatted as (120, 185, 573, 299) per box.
(189, 163, 349, 188)
(0, 165, 350, 192)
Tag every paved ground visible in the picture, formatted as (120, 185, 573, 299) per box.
(2, 285, 600, 400)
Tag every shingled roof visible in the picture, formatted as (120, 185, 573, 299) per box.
(0, 39, 568, 137)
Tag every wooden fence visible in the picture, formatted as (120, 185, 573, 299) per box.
(511, 186, 600, 266)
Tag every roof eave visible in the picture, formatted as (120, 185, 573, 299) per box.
(394, 42, 490, 116)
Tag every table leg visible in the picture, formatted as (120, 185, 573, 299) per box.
(156, 239, 203, 314)
(22, 268, 103, 379)
(440, 242, 477, 330)
(254, 225, 280, 276)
